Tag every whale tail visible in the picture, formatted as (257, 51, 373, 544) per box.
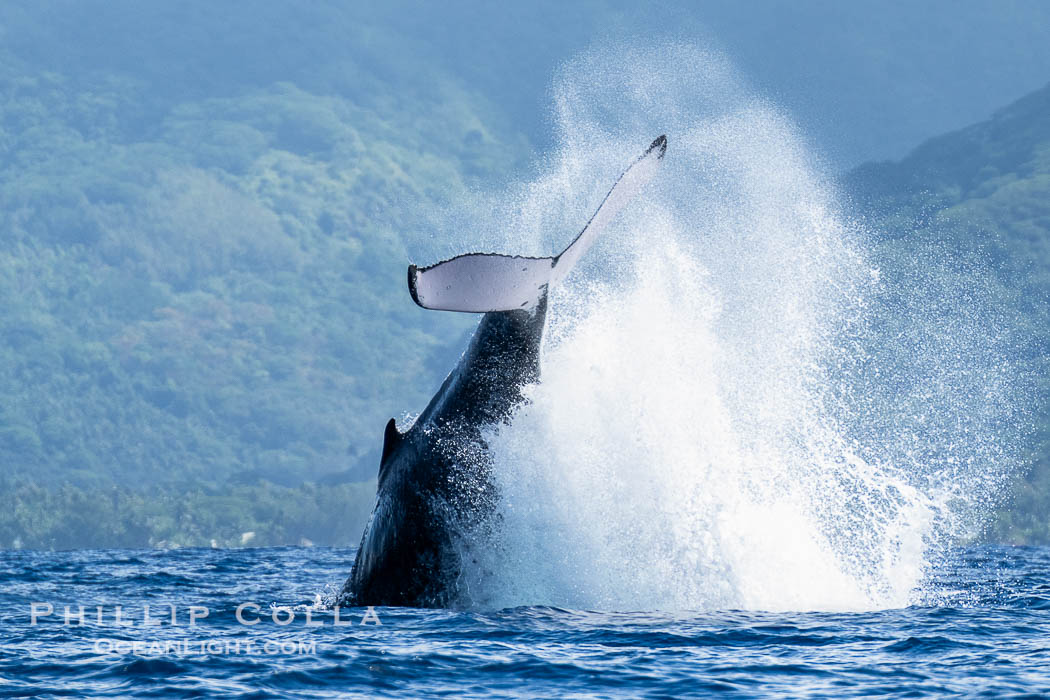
(408, 135, 667, 313)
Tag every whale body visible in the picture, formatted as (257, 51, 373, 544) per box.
(338, 135, 667, 608)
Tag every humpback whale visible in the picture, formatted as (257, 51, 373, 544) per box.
(338, 135, 667, 608)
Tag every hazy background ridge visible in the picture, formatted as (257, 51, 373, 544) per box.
(1, 0, 1048, 547)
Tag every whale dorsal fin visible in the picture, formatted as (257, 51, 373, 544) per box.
(381, 418, 402, 465)
(408, 135, 667, 313)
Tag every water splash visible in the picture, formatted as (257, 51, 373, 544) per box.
(443, 43, 1027, 612)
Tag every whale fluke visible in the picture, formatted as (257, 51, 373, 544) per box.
(340, 136, 668, 607)
(408, 135, 667, 313)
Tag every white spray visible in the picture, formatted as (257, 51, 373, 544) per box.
(438, 44, 1027, 612)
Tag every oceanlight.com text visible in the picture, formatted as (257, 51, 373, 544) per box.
(92, 638, 320, 656)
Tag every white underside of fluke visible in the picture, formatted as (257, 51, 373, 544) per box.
(409, 254, 555, 313)
(408, 135, 667, 313)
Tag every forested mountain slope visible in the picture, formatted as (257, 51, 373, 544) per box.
(846, 81, 1050, 542)
(3, 2, 1050, 547)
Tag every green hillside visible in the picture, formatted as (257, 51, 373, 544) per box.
(846, 81, 1050, 543)
(0, 9, 522, 492)
(3, 2, 1050, 548)
(0, 3, 526, 547)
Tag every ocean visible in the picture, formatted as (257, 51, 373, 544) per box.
(2, 38, 1039, 700)
(3, 545, 1049, 697)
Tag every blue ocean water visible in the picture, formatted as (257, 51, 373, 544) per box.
(2, 546, 1049, 697)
